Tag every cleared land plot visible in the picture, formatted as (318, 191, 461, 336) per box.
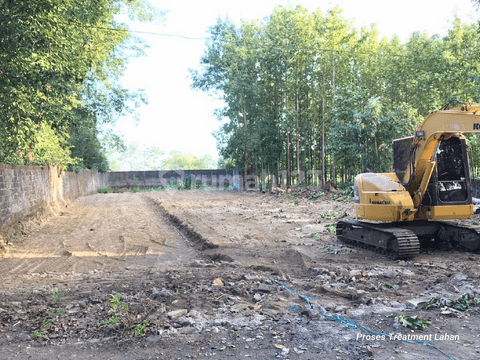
(0, 190, 479, 359)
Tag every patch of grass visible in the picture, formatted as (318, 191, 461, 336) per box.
(30, 330, 42, 339)
(309, 233, 319, 238)
(388, 314, 431, 330)
(98, 316, 120, 327)
(109, 293, 122, 310)
(51, 289, 64, 305)
(134, 320, 148, 338)
(98, 187, 115, 194)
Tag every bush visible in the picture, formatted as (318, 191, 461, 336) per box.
(168, 177, 178, 187)
(184, 174, 193, 190)
(98, 187, 115, 194)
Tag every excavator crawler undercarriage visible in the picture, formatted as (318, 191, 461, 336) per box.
(336, 219, 480, 259)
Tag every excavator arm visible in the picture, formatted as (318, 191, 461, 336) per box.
(397, 103, 480, 210)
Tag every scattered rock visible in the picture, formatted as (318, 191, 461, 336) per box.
(213, 278, 224, 287)
(167, 309, 188, 320)
(175, 316, 195, 327)
(151, 288, 173, 299)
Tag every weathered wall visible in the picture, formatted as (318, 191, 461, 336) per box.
(106, 169, 235, 188)
(0, 163, 108, 236)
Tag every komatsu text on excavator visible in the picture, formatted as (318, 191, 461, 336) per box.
(336, 102, 480, 258)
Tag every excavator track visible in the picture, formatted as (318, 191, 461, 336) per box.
(336, 220, 420, 259)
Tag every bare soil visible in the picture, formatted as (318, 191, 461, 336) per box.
(1, 189, 480, 359)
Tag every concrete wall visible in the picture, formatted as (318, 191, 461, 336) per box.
(0, 163, 108, 235)
(106, 169, 235, 188)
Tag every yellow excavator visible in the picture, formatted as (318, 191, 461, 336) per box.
(336, 102, 480, 258)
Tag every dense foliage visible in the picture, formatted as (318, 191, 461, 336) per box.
(192, 6, 480, 185)
(0, 0, 160, 170)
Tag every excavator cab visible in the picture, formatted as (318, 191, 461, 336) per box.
(423, 136, 471, 205)
(394, 135, 472, 207)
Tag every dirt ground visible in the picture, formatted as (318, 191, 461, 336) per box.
(1, 189, 480, 359)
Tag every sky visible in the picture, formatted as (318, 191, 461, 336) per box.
(111, 0, 480, 169)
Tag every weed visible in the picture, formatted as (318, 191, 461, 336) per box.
(98, 187, 115, 194)
(52, 289, 64, 305)
(325, 224, 337, 233)
(123, 318, 131, 329)
(174, 290, 180, 295)
(288, 200, 299, 206)
(418, 298, 443, 309)
(122, 303, 129, 311)
(134, 320, 148, 338)
(449, 295, 472, 311)
(30, 330, 42, 339)
(329, 194, 341, 201)
(319, 211, 337, 219)
(309, 233, 319, 238)
(472, 221, 480, 226)
(236, 330, 241, 337)
(293, 228, 302, 231)
(109, 293, 122, 310)
(41, 311, 56, 328)
(57, 306, 66, 315)
(133, 175, 138, 186)
(327, 247, 338, 254)
(98, 316, 120, 327)
(418, 295, 480, 311)
(275, 214, 286, 218)
(389, 314, 431, 330)
(278, 199, 284, 203)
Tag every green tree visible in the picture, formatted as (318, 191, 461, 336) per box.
(162, 152, 215, 170)
(0, 0, 163, 169)
(108, 143, 164, 171)
(194, 5, 480, 187)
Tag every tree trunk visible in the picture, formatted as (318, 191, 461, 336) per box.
(287, 131, 291, 187)
(242, 106, 248, 189)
